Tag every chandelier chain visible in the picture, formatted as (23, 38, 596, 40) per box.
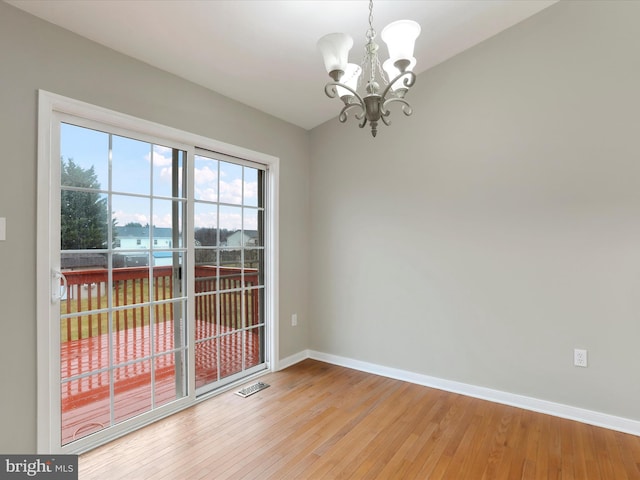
(364, 0, 380, 89)
(366, 0, 376, 40)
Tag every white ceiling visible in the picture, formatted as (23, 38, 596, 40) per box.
(6, 0, 557, 130)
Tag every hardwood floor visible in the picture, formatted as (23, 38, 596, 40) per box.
(80, 359, 640, 479)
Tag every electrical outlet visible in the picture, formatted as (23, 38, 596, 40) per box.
(291, 313, 298, 327)
(574, 348, 588, 367)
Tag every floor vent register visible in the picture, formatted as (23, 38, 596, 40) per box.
(236, 381, 270, 398)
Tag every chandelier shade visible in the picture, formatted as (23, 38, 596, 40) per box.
(317, 33, 354, 77)
(318, 0, 420, 137)
(335, 63, 363, 99)
(381, 20, 421, 64)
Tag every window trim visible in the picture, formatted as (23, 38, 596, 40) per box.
(37, 90, 280, 453)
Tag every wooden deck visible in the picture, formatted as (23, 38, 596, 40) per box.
(61, 319, 260, 445)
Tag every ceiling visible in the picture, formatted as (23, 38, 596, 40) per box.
(6, 0, 557, 130)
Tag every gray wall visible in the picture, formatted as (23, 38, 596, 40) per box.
(310, 0, 640, 422)
(3, 0, 640, 456)
(0, 1, 310, 453)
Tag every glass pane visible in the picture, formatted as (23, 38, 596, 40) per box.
(112, 252, 150, 271)
(194, 203, 218, 246)
(152, 198, 181, 248)
(112, 135, 151, 195)
(195, 294, 218, 340)
(60, 252, 108, 320)
(195, 262, 218, 294)
(61, 252, 107, 273)
(244, 249, 263, 286)
(243, 208, 261, 246)
(244, 326, 264, 369)
(219, 332, 243, 379)
(151, 300, 185, 351)
(219, 249, 242, 290)
(60, 311, 109, 344)
(61, 371, 110, 445)
(219, 290, 242, 331)
(153, 304, 176, 353)
(219, 161, 243, 205)
(112, 195, 151, 246)
(152, 146, 185, 199)
(245, 288, 263, 328)
(112, 266, 151, 311)
(194, 155, 218, 202)
(60, 320, 110, 380)
(151, 267, 174, 302)
(195, 245, 217, 269)
(152, 253, 185, 298)
(60, 123, 108, 191)
(219, 205, 242, 236)
(154, 351, 186, 407)
(244, 167, 259, 207)
(112, 306, 151, 358)
(114, 361, 152, 423)
(243, 167, 262, 207)
(61, 191, 109, 250)
(195, 338, 218, 388)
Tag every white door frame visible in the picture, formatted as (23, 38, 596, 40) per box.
(36, 90, 279, 453)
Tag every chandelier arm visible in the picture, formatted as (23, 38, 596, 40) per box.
(339, 102, 366, 123)
(380, 71, 417, 101)
(324, 81, 366, 105)
(358, 114, 368, 129)
(323, 83, 340, 99)
(382, 97, 414, 117)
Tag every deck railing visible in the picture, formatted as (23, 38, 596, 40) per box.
(59, 265, 262, 423)
(60, 265, 260, 342)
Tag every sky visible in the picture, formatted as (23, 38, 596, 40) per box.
(60, 123, 260, 233)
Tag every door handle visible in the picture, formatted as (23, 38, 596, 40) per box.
(52, 270, 68, 303)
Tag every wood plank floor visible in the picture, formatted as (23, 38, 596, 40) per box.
(80, 359, 640, 479)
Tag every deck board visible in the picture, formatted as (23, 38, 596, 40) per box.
(61, 319, 260, 445)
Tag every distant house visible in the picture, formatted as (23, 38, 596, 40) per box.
(225, 230, 259, 247)
(114, 225, 175, 266)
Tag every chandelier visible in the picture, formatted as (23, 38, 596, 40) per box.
(317, 0, 420, 137)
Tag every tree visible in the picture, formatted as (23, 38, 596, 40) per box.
(61, 158, 111, 250)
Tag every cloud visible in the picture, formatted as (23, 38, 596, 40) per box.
(244, 180, 257, 201)
(194, 210, 218, 230)
(152, 212, 173, 228)
(219, 179, 243, 204)
(219, 209, 242, 231)
(194, 165, 218, 201)
(113, 211, 149, 227)
(159, 166, 183, 190)
(244, 214, 257, 230)
(150, 145, 173, 167)
(195, 165, 217, 184)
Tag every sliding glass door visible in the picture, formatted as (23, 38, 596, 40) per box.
(193, 151, 266, 394)
(57, 121, 188, 445)
(38, 93, 275, 453)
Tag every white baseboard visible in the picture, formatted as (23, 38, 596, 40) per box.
(277, 349, 311, 371)
(279, 349, 640, 437)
